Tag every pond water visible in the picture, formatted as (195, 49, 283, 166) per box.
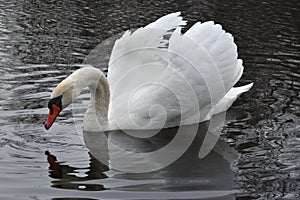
(0, 0, 299, 199)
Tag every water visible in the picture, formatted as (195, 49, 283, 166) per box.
(0, 0, 299, 199)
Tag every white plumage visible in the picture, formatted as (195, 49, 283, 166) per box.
(47, 12, 253, 132)
(107, 12, 252, 130)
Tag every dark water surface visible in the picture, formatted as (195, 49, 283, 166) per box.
(0, 0, 299, 199)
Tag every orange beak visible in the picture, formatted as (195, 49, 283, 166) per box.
(45, 104, 61, 130)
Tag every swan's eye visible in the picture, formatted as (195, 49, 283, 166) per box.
(48, 95, 63, 110)
(49, 108, 54, 115)
(48, 102, 52, 109)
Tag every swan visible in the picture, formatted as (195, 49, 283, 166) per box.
(44, 12, 253, 132)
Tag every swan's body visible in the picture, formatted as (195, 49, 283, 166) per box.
(45, 12, 253, 131)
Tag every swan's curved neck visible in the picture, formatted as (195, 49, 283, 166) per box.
(82, 68, 110, 131)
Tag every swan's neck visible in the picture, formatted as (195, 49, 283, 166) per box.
(58, 67, 110, 132)
(84, 71, 110, 132)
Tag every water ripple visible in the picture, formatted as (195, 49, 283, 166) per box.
(0, 0, 299, 199)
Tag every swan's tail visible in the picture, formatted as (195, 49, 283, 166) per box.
(211, 83, 254, 115)
(228, 83, 254, 98)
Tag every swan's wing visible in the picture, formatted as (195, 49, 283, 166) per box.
(108, 12, 186, 91)
(108, 14, 251, 130)
(170, 21, 238, 96)
(107, 12, 186, 129)
(148, 21, 244, 125)
(124, 21, 249, 129)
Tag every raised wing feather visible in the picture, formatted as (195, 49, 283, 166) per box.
(107, 12, 187, 129)
(107, 13, 252, 130)
(149, 21, 242, 126)
(108, 12, 186, 90)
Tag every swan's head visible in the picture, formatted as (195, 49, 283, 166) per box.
(44, 74, 78, 130)
(44, 66, 109, 130)
(45, 95, 63, 130)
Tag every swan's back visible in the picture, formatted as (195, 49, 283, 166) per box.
(107, 12, 252, 130)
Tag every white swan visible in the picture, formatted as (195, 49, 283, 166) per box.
(44, 12, 253, 132)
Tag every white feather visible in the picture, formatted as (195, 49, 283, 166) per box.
(106, 12, 253, 130)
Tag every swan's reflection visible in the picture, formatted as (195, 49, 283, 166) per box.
(46, 111, 243, 198)
(84, 111, 239, 174)
(45, 151, 108, 191)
